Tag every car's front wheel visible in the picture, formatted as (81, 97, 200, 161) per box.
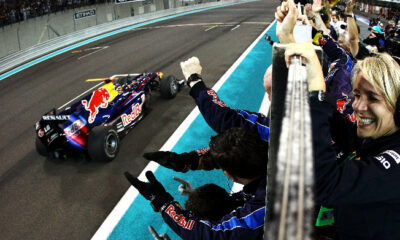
(160, 75, 178, 99)
(87, 125, 119, 162)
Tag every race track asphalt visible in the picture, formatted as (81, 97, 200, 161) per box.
(0, 1, 279, 239)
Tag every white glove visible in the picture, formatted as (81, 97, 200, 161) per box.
(180, 57, 202, 80)
(173, 176, 194, 196)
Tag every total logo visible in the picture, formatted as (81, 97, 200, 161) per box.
(121, 103, 142, 127)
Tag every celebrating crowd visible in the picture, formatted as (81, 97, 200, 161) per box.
(119, 0, 400, 239)
(0, 0, 112, 27)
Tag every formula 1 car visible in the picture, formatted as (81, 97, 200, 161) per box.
(35, 72, 183, 162)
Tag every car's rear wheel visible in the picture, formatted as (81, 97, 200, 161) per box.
(87, 125, 119, 162)
(36, 137, 49, 156)
(160, 75, 178, 99)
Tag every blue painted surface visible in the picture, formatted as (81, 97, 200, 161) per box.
(0, 0, 258, 81)
(108, 22, 277, 240)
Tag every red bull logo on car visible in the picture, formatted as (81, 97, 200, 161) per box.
(121, 103, 142, 127)
(82, 87, 112, 124)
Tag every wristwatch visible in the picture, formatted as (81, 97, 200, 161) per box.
(187, 73, 202, 87)
(345, 13, 354, 18)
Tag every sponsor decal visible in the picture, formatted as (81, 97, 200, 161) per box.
(346, 112, 356, 123)
(165, 205, 195, 230)
(375, 155, 391, 169)
(38, 129, 44, 138)
(43, 125, 51, 133)
(42, 115, 70, 121)
(121, 103, 142, 127)
(74, 9, 96, 20)
(336, 95, 351, 114)
(196, 147, 210, 156)
(64, 119, 86, 138)
(318, 35, 328, 46)
(207, 90, 226, 107)
(383, 150, 400, 164)
(82, 87, 112, 124)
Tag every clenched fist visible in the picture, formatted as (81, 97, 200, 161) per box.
(180, 57, 202, 80)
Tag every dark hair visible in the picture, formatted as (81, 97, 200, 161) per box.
(185, 184, 236, 222)
(209, 128, 268, 179)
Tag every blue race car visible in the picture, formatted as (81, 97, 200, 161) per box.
(35, 72, 183, 162)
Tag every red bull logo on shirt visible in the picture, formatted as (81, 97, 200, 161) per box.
(337, 98, 350, 114)
(82, 87, 112, 124)
(165, 204, 195, 230)
(336, 94, 356, 123)
(207, 90, 226, 107)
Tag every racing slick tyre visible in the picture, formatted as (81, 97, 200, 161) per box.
(160, 75, 178, 99)
(36, 137, 49, 156)
(87, 125, 119, 162)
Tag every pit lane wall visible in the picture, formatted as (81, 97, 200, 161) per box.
(0, 0, 232, 75)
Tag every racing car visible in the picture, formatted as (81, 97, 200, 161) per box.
(35, 72, 183, 162)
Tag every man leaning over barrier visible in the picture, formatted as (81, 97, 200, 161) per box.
(125, 128, 268, 239)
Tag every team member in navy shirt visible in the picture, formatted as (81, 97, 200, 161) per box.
(125, 128, 267, 239)
(286, 41, 400, 239)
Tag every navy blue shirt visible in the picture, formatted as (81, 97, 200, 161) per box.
(311, 95, 400, 240)
(161, 176, 266, 240)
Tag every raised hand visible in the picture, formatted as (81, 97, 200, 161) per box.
(275, 0, 298, 43)
(173, 176, 194, 196)
(180, 57, 202, 80)
(345, 0, 355, 14)
(312, 0, 323, 13)
(143, 151, 197, 172)
(124, 171, 173, 212)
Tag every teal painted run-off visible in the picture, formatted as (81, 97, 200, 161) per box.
(108, 22, 278, 240)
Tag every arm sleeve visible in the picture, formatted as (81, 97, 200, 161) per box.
(320, 34, 355, 122)
(321, 34, 351, 68)
(311, 96, 400, 206)
(161, 201, 265, 240)
(189, 81, 270, 142)
(188, 148, 219, 171)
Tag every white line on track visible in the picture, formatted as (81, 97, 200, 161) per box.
(231, 24, 241, 31)
(130, 22, 269, 31)
(91, 20, 276, 240)
(78, 46, 109, 60)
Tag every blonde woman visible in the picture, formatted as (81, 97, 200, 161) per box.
(285, 44, 400, 239)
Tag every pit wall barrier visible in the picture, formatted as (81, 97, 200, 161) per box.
(0, 0, 236, 75)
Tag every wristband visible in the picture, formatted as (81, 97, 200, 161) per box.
(309, 90, 326, 102)
(345, 13, 354, 18)
(187, 73, 202, 87)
